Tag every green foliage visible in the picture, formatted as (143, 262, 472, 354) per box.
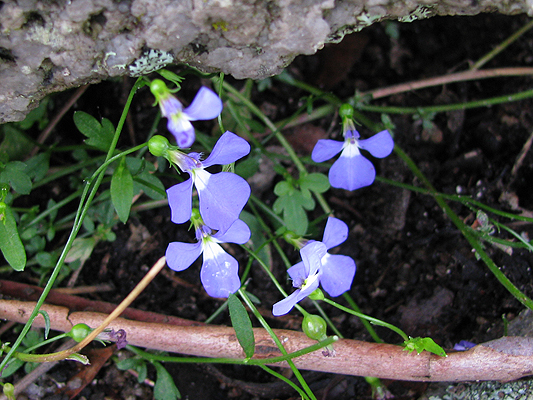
(273, 173, 329, 235)
(0, 203, 26, 271)
(403, 336, 447, 357)
(240, 210, 272, 270)
(38, 310, 51, 339)
(116, 356, 148, 383)
(0, 126, 34, 162)
(73, 111, 114, 151)
(228, 293, 255, 358)
(0, 161, 32, 195)
(111, 157, 133, 223)
(153, 361, 181, 400)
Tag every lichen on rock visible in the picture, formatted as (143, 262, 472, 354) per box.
(0, 0, 532, 123)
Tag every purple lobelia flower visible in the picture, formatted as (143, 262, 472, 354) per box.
(166, 131, 251, 233)
(453, 340, 476, 351)
(311, 104, 394, 191)
(166, 215, 250, 298)
(150, 79, 223, 148)
(273, 217, 356, 316)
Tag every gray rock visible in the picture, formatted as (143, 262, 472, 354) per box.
(0, 0, 532, 123)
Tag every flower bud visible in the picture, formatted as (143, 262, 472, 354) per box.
(67, 323, 91, 342)
(3, 382, 14, 400)
(148, 135, 170, 158)
(339, 103, 354, 120)
(149, 79, 169, 99)
(283, 230, 307, 249)
(302, 314, 327, 341)
(308, 288, 324, 301)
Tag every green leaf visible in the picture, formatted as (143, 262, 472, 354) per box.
(1, 358, 24, 378)
(153, 361, 181, 400)
(0, 161, 32, 194)
(0, 125, 34, 161)
(66, 353, 90, 364)
(133, 172, 166, 200)
(0, 205, 26, 271)
(235, 153, 260, 179)
(73, 111, 114, 151)
(300, 173, 330, 194)
(38, 310, 51, 339)
(239, 211, 271, 270)
(273, 189, 314, 235)
(403, 336, 447, 357)
(228, 293, 255, 358)
(274, 180, 292, 196)
(111, 158, 133, 223)
(65, 237, 97, 264)
(24, 153, 50, 182)
(116, 357, 148, 383)
(73, 111, 101, 138)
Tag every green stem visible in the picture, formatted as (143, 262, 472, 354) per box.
(471, 19, 533, 70)
(341, 293, 383, 343)
(238, 289, 317, 400)
(394, 145, 533, 310)
(323, 298, 408, 342)
(359, 88, 533, 114)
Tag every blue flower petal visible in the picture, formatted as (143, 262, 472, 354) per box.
(202, 131, 250, 168)
(322, 217, 348, 250)
(195, 170, 251, 233)
(213, 219, 251, 244)
(300, 241, 327, 277)
(160, 96, 182, 117)
(311, 139, 344, 163)
(358, 130, 394, 158)
(287, 261, 306, 288)
(167, 178, 194, 224)
(272, 289, 303, 316)
(166, 241, 203, 271)
(183, 87, 223, 121)
(201, 242, 240, 298)
(329, 146, 376, 191)
(167, 118, 195, 148)
(319, 254, 356, 297)
(453, 340, 476, 351)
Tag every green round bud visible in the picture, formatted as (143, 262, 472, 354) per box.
(302, 314, 327, 341)
(339, 103, 354, 120)
(308, 288, 324, 301)
(149, 79, 168, 98)
(68, 323, 92, 342)
(148, 135, 170, 157)
(3, 382, 14, 399)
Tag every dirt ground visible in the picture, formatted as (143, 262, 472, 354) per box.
(3, 11, 533, 400)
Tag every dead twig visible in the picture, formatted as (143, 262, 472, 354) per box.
(362, 67, 533, 100)
(1, 299, 533, 382)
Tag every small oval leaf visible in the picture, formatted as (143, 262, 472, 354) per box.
(111, 158, 133, 223)
(228, 293, 255, 358)
(0, 205, 26, 271)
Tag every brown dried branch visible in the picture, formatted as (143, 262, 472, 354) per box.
(1, 299, 533, 382)
(362, 67, 533, 100)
